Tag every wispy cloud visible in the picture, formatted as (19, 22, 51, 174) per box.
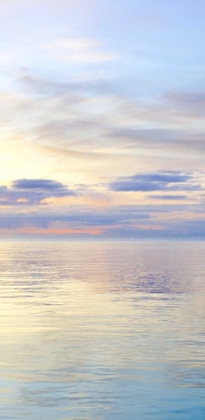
(43, 38, 121, 64)
(165, 91, 205, 117)
(14, 74, 205, 162)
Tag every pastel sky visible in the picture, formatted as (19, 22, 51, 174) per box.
(0, 0, 205, 238)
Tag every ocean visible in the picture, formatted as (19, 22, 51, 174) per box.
(0, 240, 205, 419)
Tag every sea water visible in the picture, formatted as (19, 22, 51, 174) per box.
(0, 240, 205, 419)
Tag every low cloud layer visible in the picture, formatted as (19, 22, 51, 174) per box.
(0, 204, 205, 239)
(0, 172, 204, 238)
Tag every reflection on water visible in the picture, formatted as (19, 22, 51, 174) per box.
(0, 240, 205, 419)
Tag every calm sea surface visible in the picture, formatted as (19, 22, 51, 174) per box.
(0, 240, 205, 419)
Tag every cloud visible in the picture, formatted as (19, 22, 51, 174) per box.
(0, 205, 151, 230)
(0, 200, 205, 238)
(12, 179, 69, 192)
(109, 171, 201, 192)
(20, 73, 114, 97)
(165, 91, 205, 117)
(12, 73, 205, 165)
(108, 126, 205, 158)
(101, 219, 205, 239)
(147, 194, 188, 200)
(1, 209, 205, 239)
(0, 179, 76, 206)
(43, 38, 120, 64)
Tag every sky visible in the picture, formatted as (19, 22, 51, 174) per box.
(0, 0, 205, 238)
